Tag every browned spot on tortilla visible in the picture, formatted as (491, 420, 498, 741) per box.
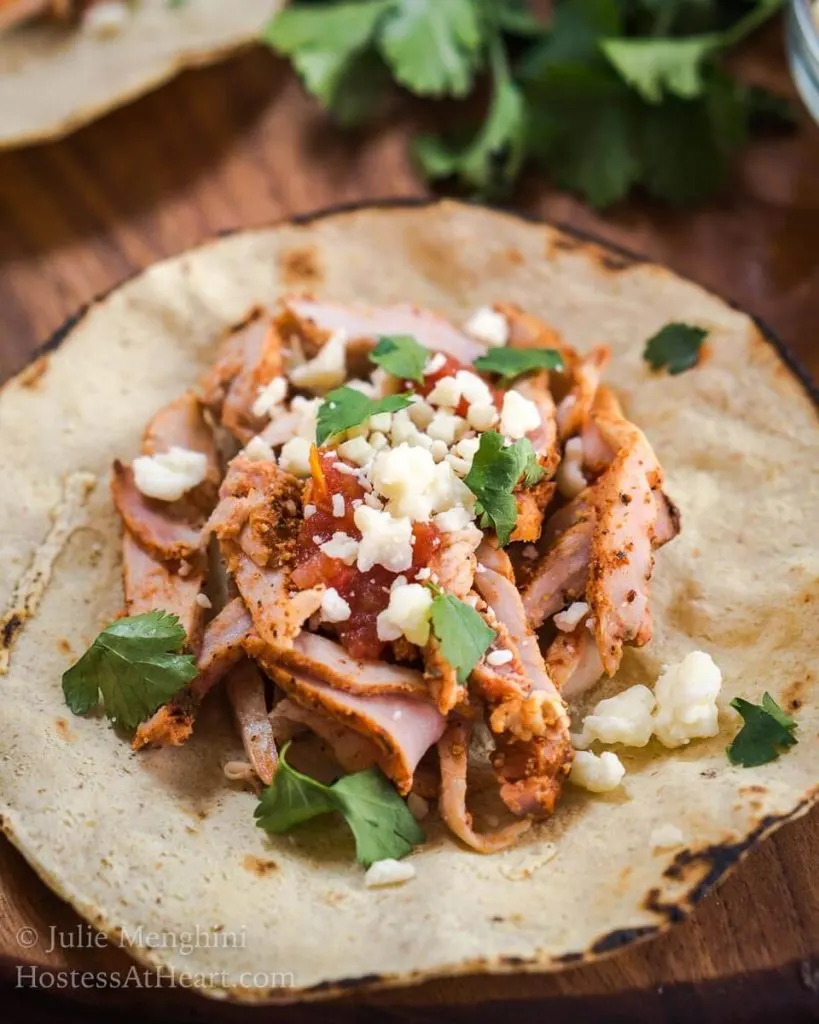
(184, 825, 198, 836)
(322, 890, 347, 907)
(504, 246, 524, 266)
(740, 784, 768, 795)
(280, 246, 323, 288)
(18, 355, 50, 389)
(196, 809, 209, 821)
(617, 865, 633, 891)
(782, 679, 805, 712)
(595, 250, 634, 272)
(243, 854, 279, 877)
(54, 717, 75, 742)
(405, 229, 476, 297)
(57, 637, 73, 656)
(1, 613, 22, 650)
(547, 234, 580, 258)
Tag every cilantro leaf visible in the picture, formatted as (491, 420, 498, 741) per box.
(474, 346, 564, 383)
(643, 323, 708, 374)
(413, 37, 526, 196)
(463, 431, 544, 546)
(370, 334, 429, 383)
(519, 0, 622, 74)
(378, 0, 483, 98)
(600, 35, 715, 103)
(316, 386, 414, 445)
(525, 62, 641, 209)
(727, 692, 797, 768)
(332, 769, 425, 867)
(255, 745, 424, 867)
(264, 2, 389, 114)
(266, 0, 789, 209)
(493, 2, 546, 38)
(600, 0, 784, 104)
(428, 588, 496, 684)
(61, 611, 197, 732)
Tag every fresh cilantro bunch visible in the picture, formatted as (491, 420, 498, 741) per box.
(264, 0, 789, 207)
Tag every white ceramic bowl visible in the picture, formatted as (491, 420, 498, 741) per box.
(788, 0, 819, 121)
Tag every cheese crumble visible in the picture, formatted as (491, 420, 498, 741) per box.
(133, 446, 208, 502)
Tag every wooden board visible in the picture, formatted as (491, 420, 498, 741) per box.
(1, 22, 818, 1022)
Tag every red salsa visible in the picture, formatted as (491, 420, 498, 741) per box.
(291, 452, 440, 660)
(413, 353, 504, 417)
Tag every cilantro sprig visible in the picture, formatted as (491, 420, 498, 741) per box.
(264, 0, 790, 207)
(426, 584, 495, 683)
(463, 431, 544, 546)
(727, 692, 798, 768)
(255, 744, 424, 866)
(474, 346, 564, 383)
(643, 323, 708, 375)
(316, 386, 414, 445)
(62, 611, 197, 732)
(370, 334, 429, 383)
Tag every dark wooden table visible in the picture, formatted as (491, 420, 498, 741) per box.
(1, 20, 818, 1024)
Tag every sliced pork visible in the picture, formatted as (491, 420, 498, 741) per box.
(521, 513, 594, 629)
(261, 662, 446, 795)
(101, 292, 681, 856)
(545, 622, 605, 700)
(585, 388, 663, 675)
(112, 391, 220, 561)
(280, 297, 486, 364)
(270, 698, 382, 775)
(473, 543, 573, 817)
(438, 721, 532, 853)
(132, 596, 252, 750)
(226, 660, 277, 785)
(122, 532, 205, 646)
(556, 346, 611, 440)
(198, 309, 283, 443)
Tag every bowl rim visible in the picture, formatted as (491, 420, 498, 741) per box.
(792, 0, 819, 63)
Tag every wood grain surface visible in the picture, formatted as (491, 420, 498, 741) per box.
(0, 20, 818, 1024)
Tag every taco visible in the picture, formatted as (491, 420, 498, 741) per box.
(0, 200, 816, 1002)
(0, 0, 281, 148)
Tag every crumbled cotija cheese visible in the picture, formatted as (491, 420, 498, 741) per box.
(464, 306, 509, 347)
(354, 506, 414, 573)
(652, 651, 722, 748)
(289, 328, 348, 392)
(569, 750, 625, 792)
(243, 435, 276, 462)
(83, 0, 130, 36)
(321, 588, 352, 623)
(574, 685, 656, 749)
(251, 376, 288, 418)
(376, 583, 433, 645)
(499, 390, 541, 439)
(319, 532, 359, 565)
(278, 437, 312, 477)
(553, 601, 589, 632)
(556, 436, 587, 498)
(364, 859, 416, 888)
(132, 446, 208, 502)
